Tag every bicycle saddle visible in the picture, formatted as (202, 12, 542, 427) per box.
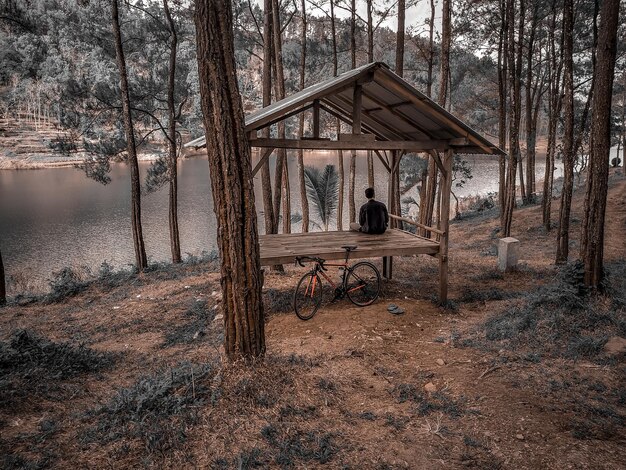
(341, 245, 357, 251)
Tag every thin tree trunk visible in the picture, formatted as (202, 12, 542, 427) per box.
(580, 0, 620, 289)
(367, 0, 373, 62)
(111, 0, 147, 271)
(365, 0, 374, 189)
(427, 0, 435, 98)
(163, 0, 181, 264)
(194, 0, 265, 358)
(542, 0, 564, 230)
(393, 1, 405, 222)
(0, 248, 6, 305)
(395, 0, 405, 76)
(330, 0, 343, 230)
(438, 0, 451, 107)
(348, 0, 356, 223)
(298, 0, 309, 233)
(556, 0, 574, 264)
(497, 0, 508, 222)
(271, 0, 288, 234)
(502, 0, 525, 237)
(421, 0, 451, 237)
(261, 0, 275, 235)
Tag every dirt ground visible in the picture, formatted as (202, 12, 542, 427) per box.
(0, 170, 624, 469)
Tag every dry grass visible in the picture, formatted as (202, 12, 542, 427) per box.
(0, 173, 624, 468)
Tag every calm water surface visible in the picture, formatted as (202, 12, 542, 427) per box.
(0, 150, 563, 290)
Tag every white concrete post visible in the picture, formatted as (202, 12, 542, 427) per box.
(498, 237, 520, 272)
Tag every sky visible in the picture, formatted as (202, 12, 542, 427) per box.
(251, 0, 443, 34)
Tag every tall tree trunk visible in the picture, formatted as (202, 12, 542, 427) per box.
(0, 247, 5, 305)
(497, 0, 508, 222)
(261, 0, 275, 235)
(298, 0, 309, 233)
(271, 0, 288, 234)
(556, 0, 574, 264)
(502, 0, 525, 237)
(395, 0, 405, 76)
(542, 0, 563, 230)
(348, 0, 357, 223)
(330, 0, 343, 230)
(111, 0, 147, 271)
(163, 0, 181, 264)
(525, 3, 541, 201)
(392, 0, 405, 221)
(194, 0, 265, 358)
(421, 0, 451, 237)
(366, 0, 373, 62)
(427, 0, 435, 98)
(580, 0, 620, 289)
(438, 0, 451, 107)
(365, 0, 374, 189)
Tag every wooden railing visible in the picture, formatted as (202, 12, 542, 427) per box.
(389, 214, 446, 236)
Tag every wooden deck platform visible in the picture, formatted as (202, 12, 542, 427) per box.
(259, 229, 439, 266)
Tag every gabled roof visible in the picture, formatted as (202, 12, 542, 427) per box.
(186, 62, 504, 155)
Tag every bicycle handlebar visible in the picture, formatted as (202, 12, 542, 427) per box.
(295, 256, 327, 270)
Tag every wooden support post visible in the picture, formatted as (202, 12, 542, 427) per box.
(352, 85, 362, 133)
(382, 256, 393, 280)
(438, 149, 454, 304)
(313, 99, 320, 138)
(251, 147, 275, 176)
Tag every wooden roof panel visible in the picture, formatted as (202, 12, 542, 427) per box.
(186, 62, 504, 155)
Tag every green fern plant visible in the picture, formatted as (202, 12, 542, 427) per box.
(304, 165, 339, 231)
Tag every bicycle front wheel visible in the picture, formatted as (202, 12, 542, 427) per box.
(294, 272, 323, 320)
(346, 262, 381, 307)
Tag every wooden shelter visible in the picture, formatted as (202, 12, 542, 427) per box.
(186, 62, 504, 302)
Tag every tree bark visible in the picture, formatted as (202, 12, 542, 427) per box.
(0, 247, 6, 305)
(427, 0, 435, 98)
(330, 0, 344, 230)
(556, 0, 574, 264)
(366, 0, 373, 62)
(298, 0, 309, 233)
(502, 0, 525, 237)
(111, 0, 148, 271)
(163, 0, 181, 264)
(395, 0, 405, 77)
(542, 0, 564, 230)
(497, 0, 508, 222)
(271, 0, 288, 234)
(365, 0, 374, 190)
(348, 0, 356, 223)
(580, 0, 620, 289)
(194, 0, 265, 358)
(261, 0, 275, 235)
(421, 0, 451, 238)
(438, 0, 451, 107)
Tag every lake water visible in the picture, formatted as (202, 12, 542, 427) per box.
(0, 148, 576, 291)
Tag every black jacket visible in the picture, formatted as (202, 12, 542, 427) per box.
(359, 199, 389, 234)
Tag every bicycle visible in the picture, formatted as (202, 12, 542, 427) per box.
(293, 245, 381, 321)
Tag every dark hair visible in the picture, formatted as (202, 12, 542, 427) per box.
(365, 187, 375, 199)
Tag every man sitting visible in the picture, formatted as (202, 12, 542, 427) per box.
(350, 187, 389, 234)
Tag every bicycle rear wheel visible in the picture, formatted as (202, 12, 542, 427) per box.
(294, 272, 323, 320)
(346, 261, 381, 307)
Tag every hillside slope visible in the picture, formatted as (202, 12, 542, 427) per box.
(0, 171, 624, 469)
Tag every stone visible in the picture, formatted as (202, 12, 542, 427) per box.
(515, 434, 524, 440)
(498, 237, 520, 272)
(424, 382, 437, 393)
(436, 358, 446, 366)
(604, 337, 626, 356)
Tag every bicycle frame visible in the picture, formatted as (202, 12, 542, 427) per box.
(304, 260, 368, 298)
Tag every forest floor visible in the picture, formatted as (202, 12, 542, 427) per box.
(1, 170, 624, 469)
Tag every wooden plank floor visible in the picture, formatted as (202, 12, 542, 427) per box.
(259, 229, 439, 266)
